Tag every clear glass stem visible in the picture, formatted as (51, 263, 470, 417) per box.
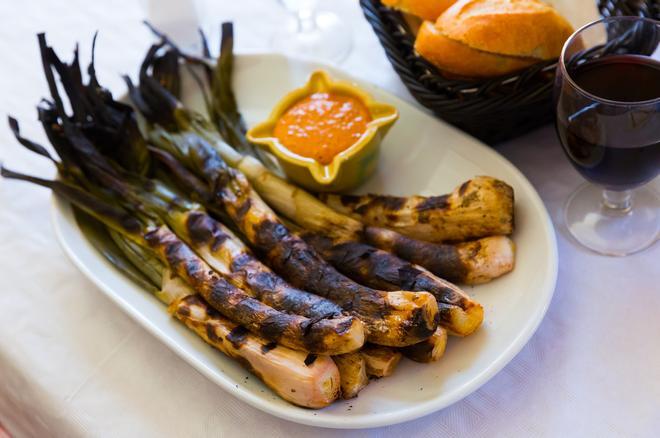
(272, 0, 352, 64)
(296, 8, 316, 33)
(602, 189, 632, 214)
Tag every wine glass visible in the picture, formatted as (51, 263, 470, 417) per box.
(554, 16, 660, 256)
(271, 0, 352, 64)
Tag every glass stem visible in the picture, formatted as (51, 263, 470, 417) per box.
(296, 8, 316, 33)
(602, 189, 633, 213)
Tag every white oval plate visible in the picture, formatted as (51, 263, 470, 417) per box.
(51, 53, 558, 429)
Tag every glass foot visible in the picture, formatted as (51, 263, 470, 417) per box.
(564, 183, 660, 256)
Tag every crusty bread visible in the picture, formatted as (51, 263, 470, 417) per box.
(436, 0, 574, 60)
(414, 21, 537, 77)
(381, 0, 456, 21)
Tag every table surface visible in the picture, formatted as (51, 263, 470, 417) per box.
(0, 1, 658, 437)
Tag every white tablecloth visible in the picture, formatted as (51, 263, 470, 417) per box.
(0, 1, 658, 437)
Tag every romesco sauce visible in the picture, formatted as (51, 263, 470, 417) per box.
(273, 92, 371, 165)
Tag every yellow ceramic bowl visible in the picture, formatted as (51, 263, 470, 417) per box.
(246, 70, 398, 192)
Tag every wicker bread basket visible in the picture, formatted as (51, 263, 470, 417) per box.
(360, 0, 660, 143)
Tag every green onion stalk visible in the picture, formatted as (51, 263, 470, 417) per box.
(134, 25, 485, 336)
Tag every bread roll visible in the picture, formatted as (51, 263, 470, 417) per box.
(381, 0, 456, 21)
(436, 0, 574, 60)
(414, 21, 537, 77)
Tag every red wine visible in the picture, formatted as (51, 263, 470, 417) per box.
(556, 55, 660, 190)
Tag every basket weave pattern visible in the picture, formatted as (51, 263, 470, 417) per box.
(360, 0, 660, 143)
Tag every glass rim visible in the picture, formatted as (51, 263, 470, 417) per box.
(559, 15, 660, 106)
